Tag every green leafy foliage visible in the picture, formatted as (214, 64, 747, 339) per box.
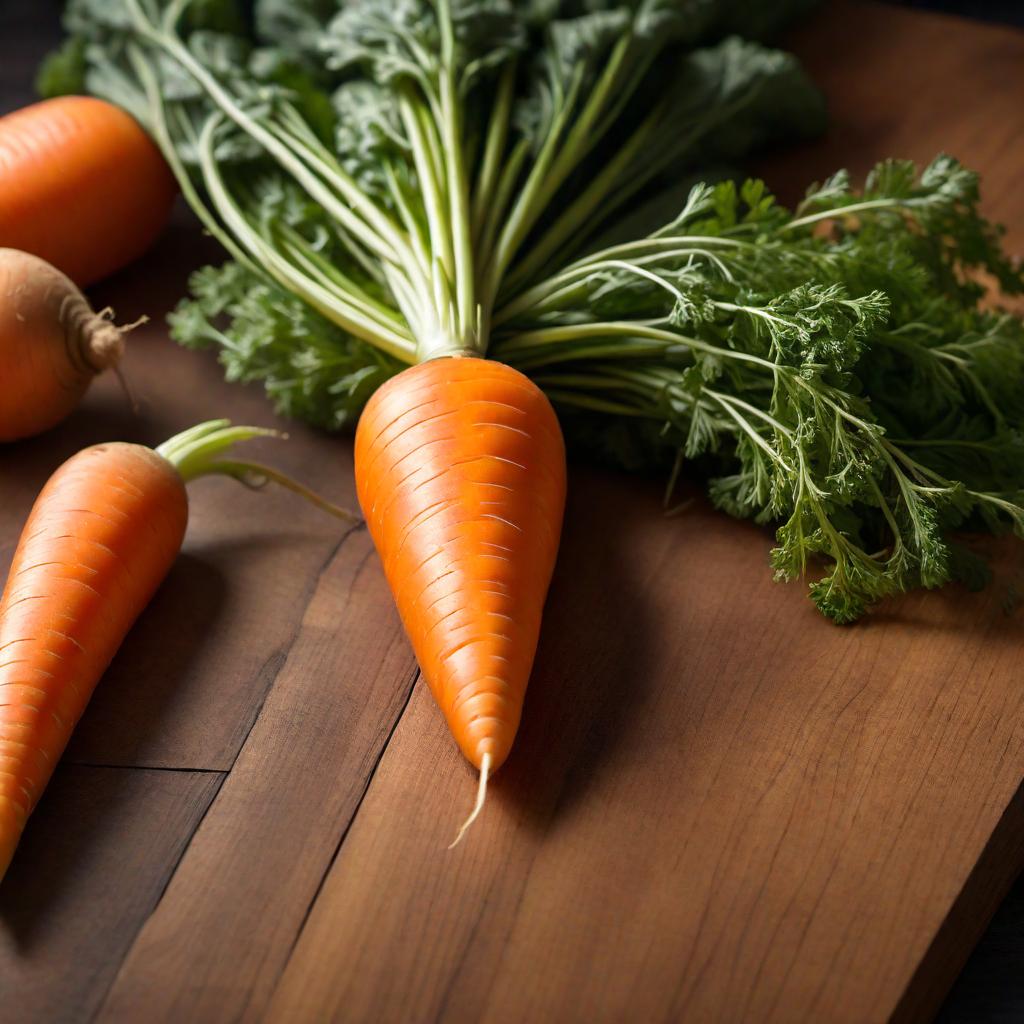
(171, 261, 403, 429)
(493, 158, 1024, 622)
(35, 37, 88, 97)
(44, 0, 1024, 620)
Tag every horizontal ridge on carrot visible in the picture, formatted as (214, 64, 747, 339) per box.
(0, 421, 352, 882)
(0, 97, 176, 287)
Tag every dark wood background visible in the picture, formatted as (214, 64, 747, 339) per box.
(1, 2, 1023, 1022)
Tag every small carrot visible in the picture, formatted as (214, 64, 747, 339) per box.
(0, 248, 139, 442)
(0, 421, 351, 881)
(0, 97, 176, 287)
(355, 357, 566, 844)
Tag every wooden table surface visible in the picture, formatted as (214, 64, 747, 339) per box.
(2, 3, 1023, 1022)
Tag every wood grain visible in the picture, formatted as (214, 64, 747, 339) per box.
(263, 480, 1024, 1024)
(1, 3, 1023, 1024)
(95, 528, 418, 1023)
(0, 766, 222, 1024)
(262, 5, 1024, 1022)
(759, 0, 1024, 252)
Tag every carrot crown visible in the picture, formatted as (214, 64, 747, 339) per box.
(156, 420, 355, 522)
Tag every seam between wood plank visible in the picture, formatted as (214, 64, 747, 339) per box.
(86, 521, 368, 1022)
(263, 663, 423, 1006)
(220, 520, 366, 778)
(431, 858, 529, 1024)
(892, 779, 1024, 1023)
(84, 768, 229, 1024)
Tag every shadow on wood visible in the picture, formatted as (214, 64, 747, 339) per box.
(88, 204, 224, 325)
(0, 401, 147, 520)
(0, 766, 221, 1023)
(62, 553, 228, 769)
(0, 769, 144, 953)
(63, 528, 339, 770)
(493, 470, 660, 833)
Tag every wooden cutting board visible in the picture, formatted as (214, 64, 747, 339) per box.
(1, 3, 1023, 1022)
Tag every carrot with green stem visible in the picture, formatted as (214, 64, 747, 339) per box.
(51, 0, 1024, 844)
(0, 420, 352, 881)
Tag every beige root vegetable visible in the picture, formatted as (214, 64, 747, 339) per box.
(0, 248, 136, 442)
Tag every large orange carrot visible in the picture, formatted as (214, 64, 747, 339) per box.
(0, 421, 348, 880)
(0, 97, 176, 287)
(0, 248, 134, 442)
(355, 357, 566, 840)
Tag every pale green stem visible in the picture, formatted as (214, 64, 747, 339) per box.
(499, 321, 780, 375)
(471, 62, 516, 244)
(506, 341, 674, 372)
(128, 46, 259, 277)
(481, 65, 586, 305)
(476, 137, 529, 282)
(198, 122, 416, 361)
(501, 107, 658, 294)
(384, 163, 432, 282)
(568, 235, 748, 265)
(704, 389, 795, 439)
(542, 390, 650, 416)
(782, 198, 913, 232)
(261, 116, 417, 276)
(495, 245, 743, 325)
(399, 92, 454, 308)
(705, 392, 794, 472)
(437, 3, 478, 350)
(124, 0, 407, 267)
(156, 420, 356, 521)
(276, 229, 410, 331)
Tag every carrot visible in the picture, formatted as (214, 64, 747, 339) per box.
(355, 357, 566, 843)
(0, 97, 176, 287)
(0, 421, 351, 881)
(0, 248, 139, 442)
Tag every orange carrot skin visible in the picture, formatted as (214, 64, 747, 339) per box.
(355, 357, 566, 773)
(0, 97, 177, 287)
(0, 443, 187, 877)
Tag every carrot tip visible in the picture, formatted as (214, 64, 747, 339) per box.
(447, 752, 492, 851)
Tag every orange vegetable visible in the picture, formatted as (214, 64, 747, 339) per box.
(0, 96, 176, 287)
(0, 248, 132, 442)
(355, 357, 566, 841)
(0, 421, 350, 881)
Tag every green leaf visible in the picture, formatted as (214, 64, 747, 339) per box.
(36, 37, 88, 97)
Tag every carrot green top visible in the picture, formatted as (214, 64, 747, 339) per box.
(156, 420, 354, 521)
(47, 2, 1024, 622)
